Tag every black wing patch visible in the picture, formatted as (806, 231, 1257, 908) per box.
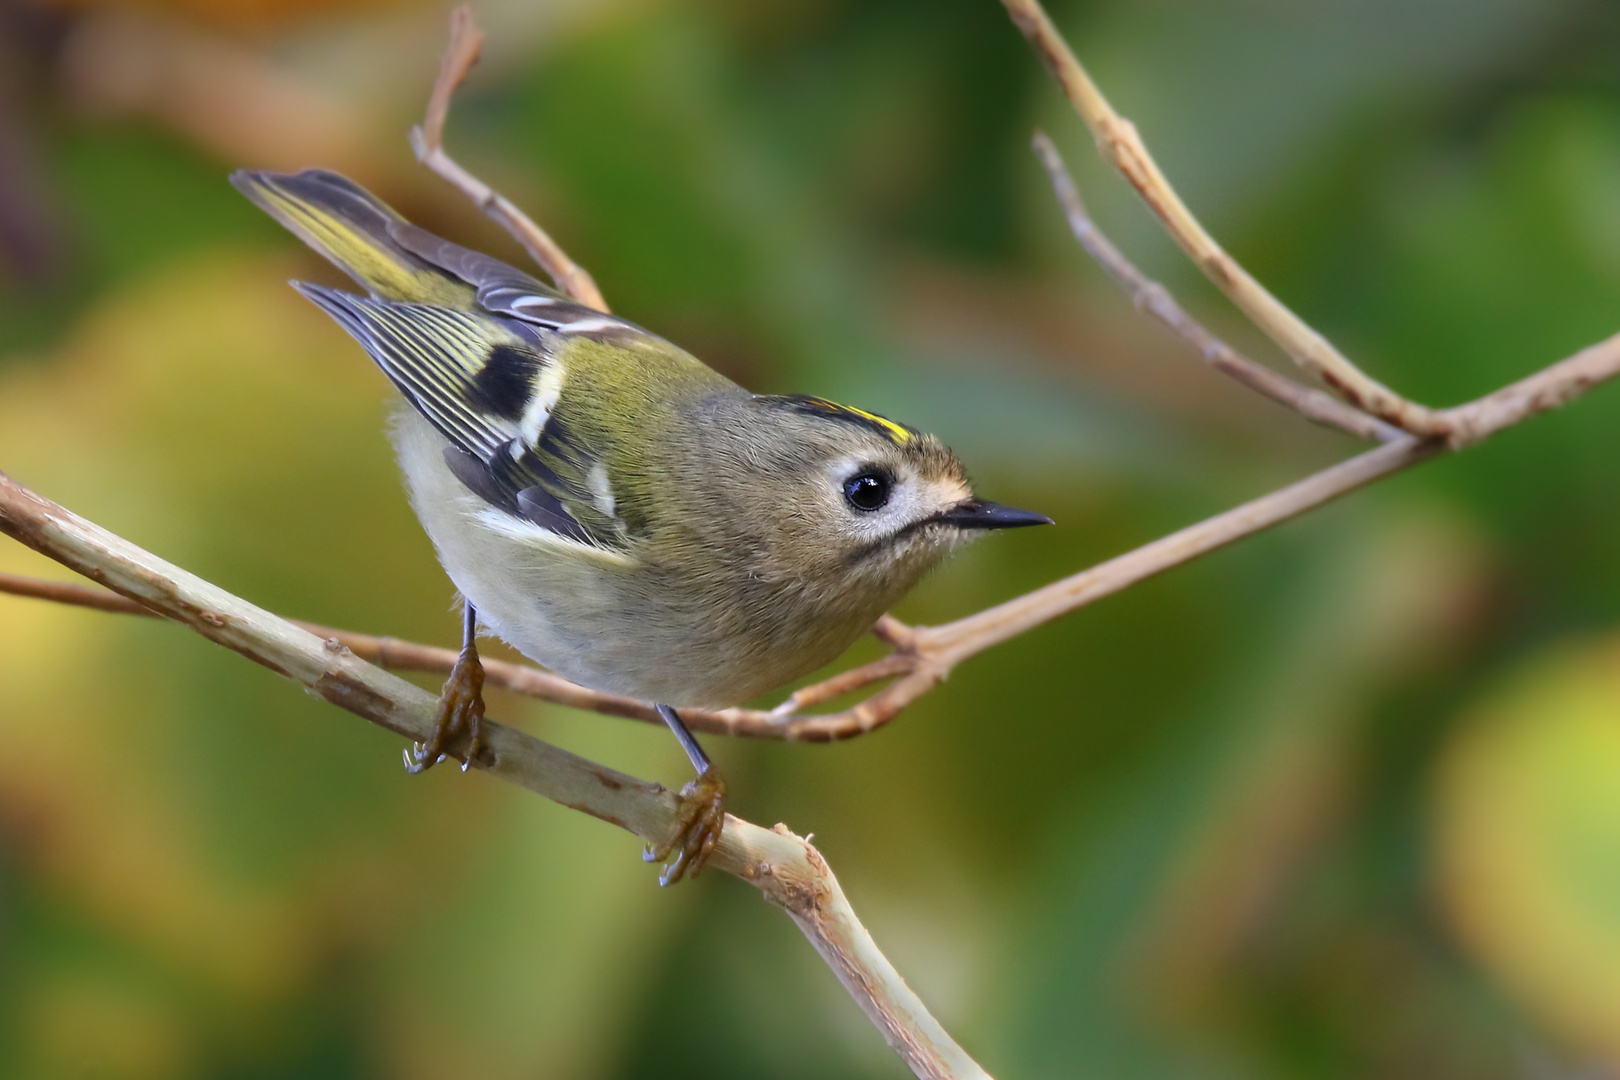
(471, 344, 546, 424)
(296, 283, 625, 549)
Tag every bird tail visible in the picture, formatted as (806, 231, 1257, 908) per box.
(230, 169, 471, 306)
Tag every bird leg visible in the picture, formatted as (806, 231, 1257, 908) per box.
(643, 703, 726, 885)
(406, 600, 488, 774)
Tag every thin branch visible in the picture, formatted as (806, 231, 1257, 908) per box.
(770, 652, 915, 716)
(417, 5, 479, 155)
(0, 570, 157, 615)
(923, 435, 1431, 659)
(1002, 0, 1442, 436)
(0, 569, 922, 741)
(409, 5, 608, 312)
(1030, 132, 1402, 444)
(1435, 332, 1620, 449)
(0, 470, 990, 1080)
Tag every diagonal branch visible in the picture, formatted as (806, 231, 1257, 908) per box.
(921, 435, 1434, 660)
(0, 568, 927, 741)
(912, 330, 1620, 665)
(1002, 0, 1442, 436)
(0, 470, 990, 1080)
(1432, 332, 1620, 449)
(1030, 132, 1402, 444)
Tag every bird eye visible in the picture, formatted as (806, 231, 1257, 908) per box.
(842, 470, 891, 512)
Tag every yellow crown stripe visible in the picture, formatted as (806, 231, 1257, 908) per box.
(796, 396, 914, 445)
(840, 404, 914, 444)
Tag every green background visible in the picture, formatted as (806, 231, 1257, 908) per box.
(2, 0, 1620, 1075)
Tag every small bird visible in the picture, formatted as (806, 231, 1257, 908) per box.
(232, 169, 1050, 882)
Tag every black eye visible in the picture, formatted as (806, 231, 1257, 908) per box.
(842, 470, 891, 512)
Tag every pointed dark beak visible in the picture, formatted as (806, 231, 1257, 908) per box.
(936, 499, 1053, 530)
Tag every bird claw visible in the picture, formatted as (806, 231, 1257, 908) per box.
(643, 769, 726, 886)
(403, 745, 448, 772)
(405, 647, 486, 774)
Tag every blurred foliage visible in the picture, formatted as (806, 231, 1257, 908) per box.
(1435, 635, 1620, 1066)
(1, 0, 1620, 1077)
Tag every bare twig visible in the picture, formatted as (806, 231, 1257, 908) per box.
(416, 6, 480, 156)
(0, 568, 924, 740)
(1434, 333, 1620, 449)
(923, 435, 1432, 659)
(408, 5, 608, 312)
(1002, 0, 1442, 436)
(0, 470, 990, 1080)
(770, 652, 915, 716)
(1030, 132, 1402, 444)
(0, 570, 157, 615)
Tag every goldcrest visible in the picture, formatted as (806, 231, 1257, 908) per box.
(233, 168, 1049, 880)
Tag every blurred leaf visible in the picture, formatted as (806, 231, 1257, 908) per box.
(1433, 633, 1620, 1066)
(1000, 504, 1500, 1078)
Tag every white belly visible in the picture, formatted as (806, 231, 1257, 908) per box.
(389, 408, 848, 707)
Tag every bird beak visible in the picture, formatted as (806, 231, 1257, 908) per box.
(936, 498, 1053, 530)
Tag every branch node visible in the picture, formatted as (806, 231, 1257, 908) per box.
(1029, 131, 1399, 443)
(1008, 0, 1443, 438)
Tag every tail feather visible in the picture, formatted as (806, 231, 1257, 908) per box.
(230, 169, 472, 306)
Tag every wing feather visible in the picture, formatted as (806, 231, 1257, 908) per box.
(295, 282, 628, 550)
(237, 169, 653, 552)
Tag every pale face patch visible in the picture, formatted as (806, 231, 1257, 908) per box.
(821, 454, 971, 545)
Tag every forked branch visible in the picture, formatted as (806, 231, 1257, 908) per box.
(1001, 0, 1443, 436)
(1029, 132, 1401, 444)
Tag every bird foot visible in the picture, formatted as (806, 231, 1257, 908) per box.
(405, 646, 487, 774)
(643, 769, 726, 886)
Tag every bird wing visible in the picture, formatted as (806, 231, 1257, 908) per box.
(295, 284, 630, 551)
(233, 168, 653, 339)
(382, 216, 654, 342)
(234, 168, 651, 552)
